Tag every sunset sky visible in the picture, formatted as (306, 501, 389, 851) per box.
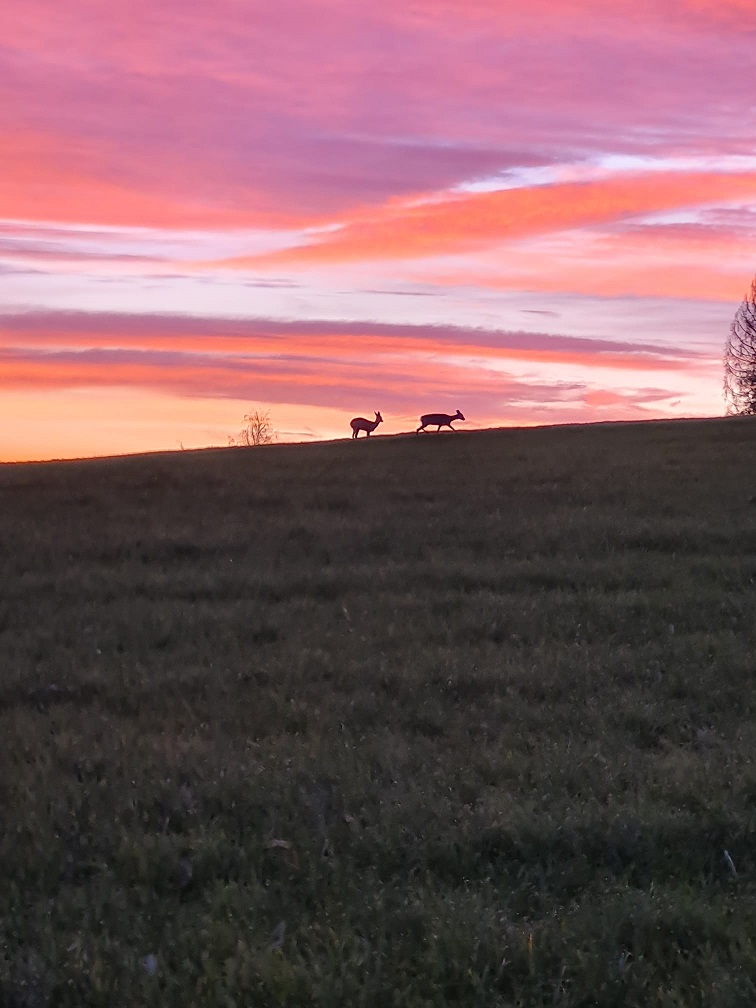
(3, 0, 756, 460)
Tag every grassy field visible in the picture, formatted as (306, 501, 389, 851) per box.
(2, 417, 756, 1006)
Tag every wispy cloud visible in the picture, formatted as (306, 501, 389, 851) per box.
(0, 310, 708, 367)
(214, 173, 756, 269)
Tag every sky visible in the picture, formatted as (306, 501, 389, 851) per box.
(2, 0, 756, 460)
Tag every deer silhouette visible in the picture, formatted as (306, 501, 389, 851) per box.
(416, 410, 465, 433)
(350, 411, 383, 438)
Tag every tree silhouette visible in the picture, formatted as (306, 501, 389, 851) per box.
(228, 409, 276, 446)
(724, 276, 756, 415)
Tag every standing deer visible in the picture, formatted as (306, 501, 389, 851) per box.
(350, 411, 383, 438)
(416, 410, 465, 433)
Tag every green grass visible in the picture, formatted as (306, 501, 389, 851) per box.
(2, 417, 756, 1006)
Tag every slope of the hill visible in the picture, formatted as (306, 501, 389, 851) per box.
(2, 417, 756, 1006)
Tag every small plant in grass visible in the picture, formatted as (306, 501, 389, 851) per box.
(229, 408, 276, 446)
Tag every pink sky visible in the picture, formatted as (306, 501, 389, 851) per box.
(2, 0, 755, 460)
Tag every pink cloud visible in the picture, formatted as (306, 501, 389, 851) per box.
(4, 0, 756, 228)
(216, 172, 756, 269)
(0, 311, 708, 370)
(0, 130, 304, 229)
(0, 343, 592, 420)
(425, 235, 753, 303)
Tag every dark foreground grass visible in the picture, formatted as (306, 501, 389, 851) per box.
(2, 417, 756, 1006)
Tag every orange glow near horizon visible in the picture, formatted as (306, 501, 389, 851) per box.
(0, 389, 364, 463)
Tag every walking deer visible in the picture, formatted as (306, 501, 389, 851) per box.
(416, 410, 465, 433)
(350, 411, 383, 438)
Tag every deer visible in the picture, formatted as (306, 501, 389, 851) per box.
(350, 411, 383, 438)
(416, 409, 465, 433)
